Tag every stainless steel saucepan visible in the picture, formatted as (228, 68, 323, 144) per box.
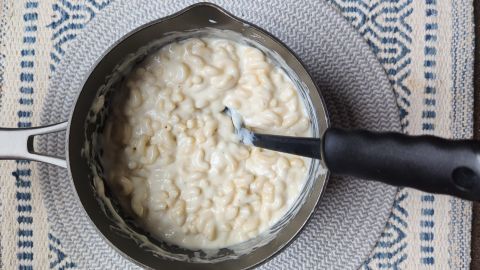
(0, 3, 479, 270)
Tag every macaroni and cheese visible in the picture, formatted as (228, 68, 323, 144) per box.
(101, 37, 311, 249)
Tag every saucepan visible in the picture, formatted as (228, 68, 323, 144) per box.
(0, 3, 479, 270)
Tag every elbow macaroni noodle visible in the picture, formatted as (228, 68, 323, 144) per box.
(101, 37, 311, 249)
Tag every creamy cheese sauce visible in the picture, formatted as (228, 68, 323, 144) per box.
(101, 37, 311, 249)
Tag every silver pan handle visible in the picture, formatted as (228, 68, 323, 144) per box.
(0, 122, 68, 168)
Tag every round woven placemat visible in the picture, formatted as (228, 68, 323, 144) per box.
(38, 0, 401, 269)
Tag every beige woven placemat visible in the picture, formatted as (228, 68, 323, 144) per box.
(0, 0, 474, 269)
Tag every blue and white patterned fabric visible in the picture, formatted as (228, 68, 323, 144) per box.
(328, 1, 473, 269)
(0, 0, 473, 269)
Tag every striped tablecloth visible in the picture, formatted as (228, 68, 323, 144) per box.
(0, 0, 474, 269)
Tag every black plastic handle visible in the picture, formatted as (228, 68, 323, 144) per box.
(323, 128, 480, 201)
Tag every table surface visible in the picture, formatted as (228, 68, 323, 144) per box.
(0, 1, 476, 268)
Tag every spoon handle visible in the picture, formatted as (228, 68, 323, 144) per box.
(249, 128, 480, 201)
(251, 133, 322, 159)
(323, 128, 480, 201)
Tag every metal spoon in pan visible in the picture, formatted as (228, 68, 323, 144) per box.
(223, 107, 322, 158)
(223, 106, 480, 201)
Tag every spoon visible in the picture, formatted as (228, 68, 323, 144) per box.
(223, 107, 322, 159)
(223, 107, 480, 201)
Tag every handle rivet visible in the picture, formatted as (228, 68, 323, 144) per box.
(452, 167, 478, 191)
